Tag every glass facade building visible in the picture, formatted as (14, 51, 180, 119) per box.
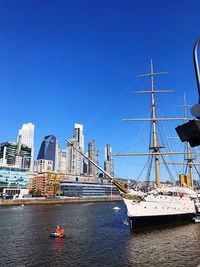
(60, 181, 120, 198)
(0, 166, 29, 192)
(37, 135, 56, 170)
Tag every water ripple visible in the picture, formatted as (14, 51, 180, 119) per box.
(0, 202, 199, 267)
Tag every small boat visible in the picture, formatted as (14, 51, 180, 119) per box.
(49, 232, 65, 238)
(113, 206, 120, 211)
(193, 216, 200, 223)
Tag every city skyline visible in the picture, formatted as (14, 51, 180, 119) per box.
(0, 121, 114, 177)
(1, 1, 200, 179)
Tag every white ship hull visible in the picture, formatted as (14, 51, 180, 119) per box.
(123, 189, 199, 228)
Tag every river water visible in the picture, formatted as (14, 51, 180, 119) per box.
(0, 201, 200, 267)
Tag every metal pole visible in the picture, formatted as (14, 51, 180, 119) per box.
(193, 37, 200, 103)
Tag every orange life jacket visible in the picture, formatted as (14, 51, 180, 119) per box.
(55, 227, 61, 234)
(60, 228, 65, 235)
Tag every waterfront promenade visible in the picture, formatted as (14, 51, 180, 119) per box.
(0, 196, 122, 206)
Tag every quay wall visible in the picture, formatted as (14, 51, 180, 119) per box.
(0, 197, 122, 206)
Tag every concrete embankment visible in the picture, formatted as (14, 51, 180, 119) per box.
(0, 197, 122, 206)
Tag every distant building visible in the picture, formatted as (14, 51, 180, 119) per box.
(34, 159, 53, 173)
(66, 138, 78, 174)
(0, 141, 31, 169)
(37, 135, 57, 170)
(83, 155, 88, 174)
(59, 149, 67, 172)
(29, 172, 65, 197)
(104, 144, 113, 177)
(60, 181, 120, 199)
(0, 139, 31, 193)
(54, 140, 61, 171)
(17, 123, 35, 171)
(88, 139, 99, 177)
(74, 123, 84, 151)
(0, 166, 29, 193)
(66, 124, 84, 175)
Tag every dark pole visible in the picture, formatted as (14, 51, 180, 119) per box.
(193, 37, 200, 103)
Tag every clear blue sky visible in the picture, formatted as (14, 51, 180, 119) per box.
(1, 0, 200, 180)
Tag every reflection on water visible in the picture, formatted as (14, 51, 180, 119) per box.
(0, 202, 200, 267)
(129, 223, 200, 267)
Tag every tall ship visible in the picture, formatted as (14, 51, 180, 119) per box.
(68, 62, 200, 229)
(113, 62, 200, 228)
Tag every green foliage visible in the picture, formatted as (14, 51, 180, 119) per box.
(29, 189, 42, 197)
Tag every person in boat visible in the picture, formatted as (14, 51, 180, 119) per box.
(55, 225, 65, 236)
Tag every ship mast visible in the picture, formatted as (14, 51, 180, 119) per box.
(154, 94, 200, 187)
(183, 94, 193, 186)
(150, 61, 161, 187)
(177, 94, 194, 187)
(113, 61, 187, 188)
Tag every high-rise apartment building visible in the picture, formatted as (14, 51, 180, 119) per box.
(60, 149, 67, 172)
(37, 135, 57, 170)
(66, 124, 84, 175)
(104, 144, 113, 177)
(55, 140, 61, 172)
(88, 139, 99, 177)
(34, 159, 53, 173)
(17, 123, 35, 171)
(74, 123, 84, 151)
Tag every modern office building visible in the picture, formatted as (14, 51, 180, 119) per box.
(17, 123, 35, 171)
(37, 135, 57, 170)
(66, 124, 84, 175)
(104, 144, 114, 177)
(0, 166, 29, 193)
(0, 141, 31, 169)
(88, 139, 99, 177)
(60, 181, 120, 199)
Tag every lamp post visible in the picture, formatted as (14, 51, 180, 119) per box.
(191, 37, 200, 118)
(176, 37, 200, 147)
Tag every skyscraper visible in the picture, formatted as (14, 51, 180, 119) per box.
(55, 140, 61, 171)
(66, 123, 84, 175)
(17, 123, 34, 171)
(60, 149, 67, 172)
(74, 123, 84, 151)
(88, 139, 98, 177)
(37, 135, 57, 170)
(104, 144, 113, 177)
